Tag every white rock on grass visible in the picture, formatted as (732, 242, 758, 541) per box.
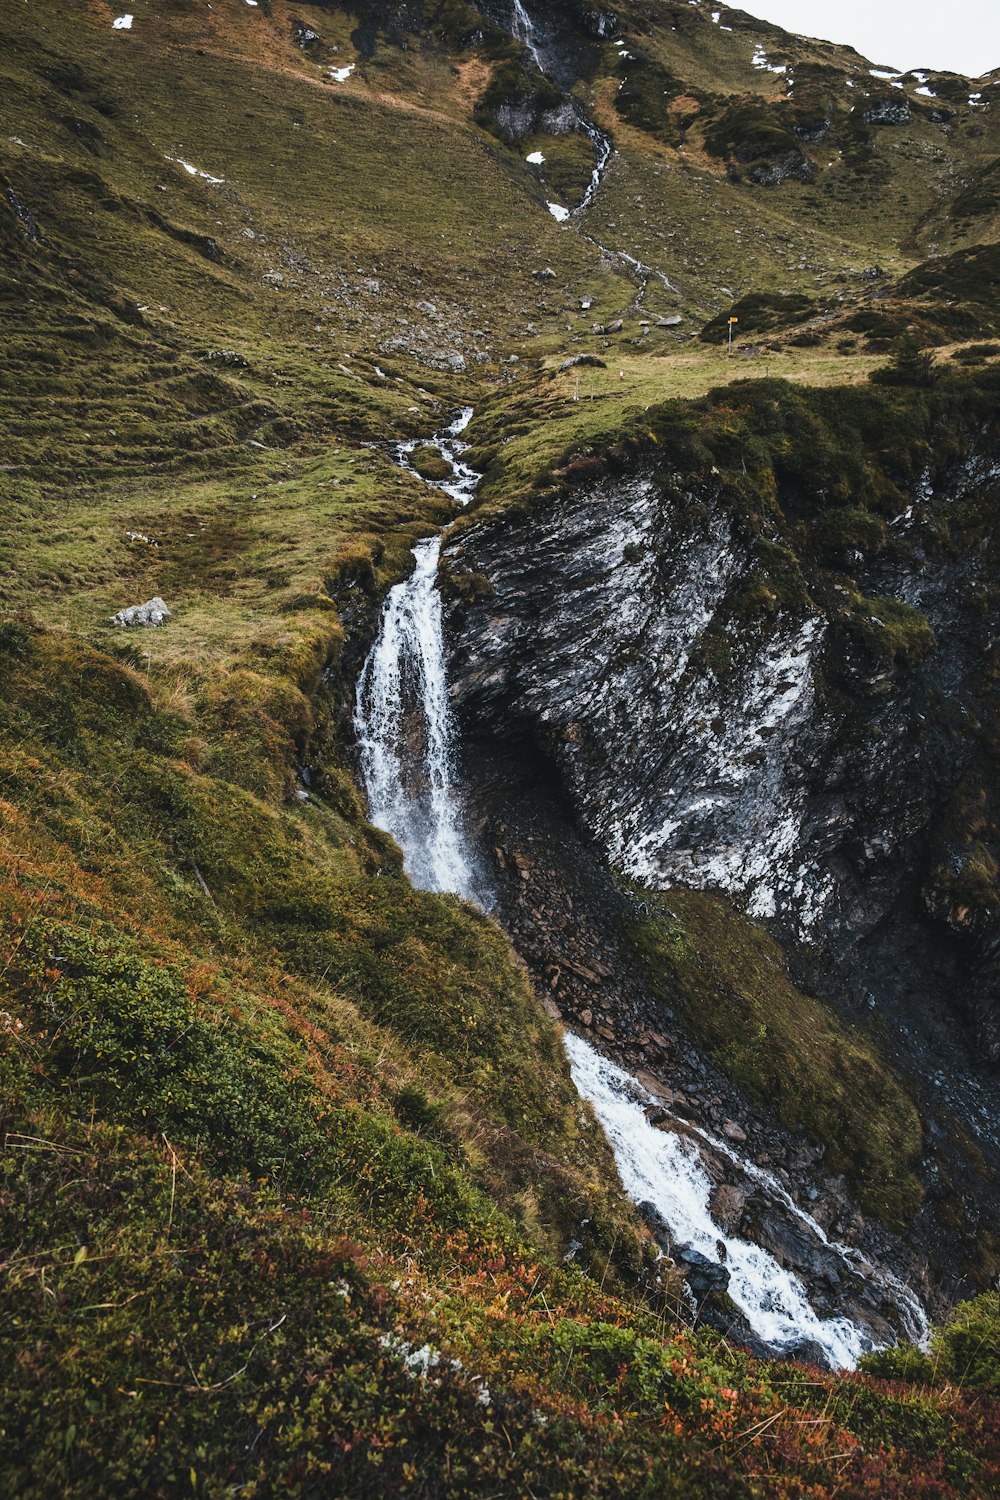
(111, 596, 172, 628)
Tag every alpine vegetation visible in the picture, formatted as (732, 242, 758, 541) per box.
(1, 0, 999, 1495)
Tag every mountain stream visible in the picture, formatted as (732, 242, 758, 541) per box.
(354, 410, 481, 901)
(352, 409, 930, 1370)
(504, 0, 681, 304)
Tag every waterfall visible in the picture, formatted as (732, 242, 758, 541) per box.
(511, 0, 545, 72)
(353, 409, 928, 1368)
(507, 0, 614, 214)
(354, 410, 481, 901)
(564, 1033, 928, 1369)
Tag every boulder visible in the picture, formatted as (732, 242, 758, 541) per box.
(794, 118, 831, 142)
(675, 1245, 731, 1300)
(783, 1337, 832, 1369)
(635, 1068, 672, 1103)
(559, 353, 606, 371)
(111, 596, 171, 628)
(710, 1183, 746, 1232)
(748, 150, 814, 187)
(291, 19, 322, 50)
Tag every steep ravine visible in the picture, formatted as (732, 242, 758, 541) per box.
(441, 418, 1000, 1305)
(350, 410, 939, 1367)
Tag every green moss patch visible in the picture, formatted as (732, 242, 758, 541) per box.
(628, 888, 924, 1225)
(701, 292, 818, 343)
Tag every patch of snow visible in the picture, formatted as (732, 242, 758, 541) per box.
(112, 14, 133, 28)
(547, 202, 570, 221)
(711, 9, 720, 21)
(165, 156, 225, 185)
(245, 0, 258, 6)
(969, 92, 984, 105)
(915, 86, 936, 97)
(869, 67, 902, 80)
(526, 150, 545, 164)
(329, 64, 355, 82)
(752, 46, 787, 75)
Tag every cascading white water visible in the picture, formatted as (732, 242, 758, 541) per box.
(507, 0, 614, 217)
(512, 0, 545, 72)
(354, 410, 481, 901)
(564, 1032, 884, 1370)
(354, 536, 477, 897)
(577, 119, 613, 213)
(353, 410, 928, 1368)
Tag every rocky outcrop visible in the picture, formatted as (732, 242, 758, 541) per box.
(442, 428, 1000, 1265)
(5, 185, 40, 241)
(111, 596, 171, 627)
(445, 475, 833, 932)
(748, 150, 814, 187)
(864, 99, 912, 127)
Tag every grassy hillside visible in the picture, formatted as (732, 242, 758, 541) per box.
(2, 0, 1000, 1494)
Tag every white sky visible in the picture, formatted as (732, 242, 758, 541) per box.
(742, 0, 1000, 77)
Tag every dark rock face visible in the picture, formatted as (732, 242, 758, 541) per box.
(579, 8, 619, 41)
(748, 150, 814, 187)
(794, 118, 831, 143)
(443, 443, 1000, 1261)
(864, 99, 912, 127)
(475, 0, 609, 86)
(674, 1244, 732, 1300)
(446, 475, 827, 934)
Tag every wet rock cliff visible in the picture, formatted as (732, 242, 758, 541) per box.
(442, 378, 1000, 1292)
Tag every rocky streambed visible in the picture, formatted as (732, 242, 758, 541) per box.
(441, 439, 1000, 1312)
(346, 400, 997, 1363)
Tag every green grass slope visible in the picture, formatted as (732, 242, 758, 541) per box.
(2, 0, 1000, 1494)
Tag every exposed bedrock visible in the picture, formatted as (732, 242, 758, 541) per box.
(441, 446, 1000, 1287)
